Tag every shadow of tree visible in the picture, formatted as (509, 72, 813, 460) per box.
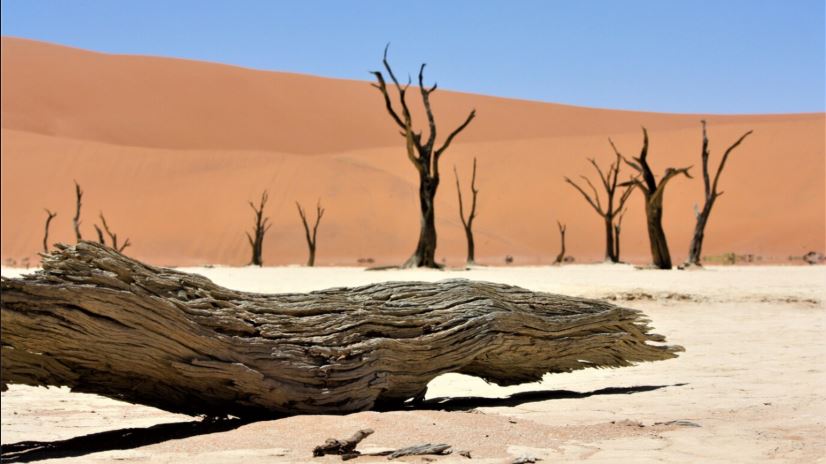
(0, 417, 255, 463)
(1, 383, 685, 462)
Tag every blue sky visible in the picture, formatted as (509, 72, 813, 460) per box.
(2, 0, 824, 114)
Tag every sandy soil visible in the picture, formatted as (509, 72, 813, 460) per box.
(2, 37, 824, 267)
(2, 265, 824, 463)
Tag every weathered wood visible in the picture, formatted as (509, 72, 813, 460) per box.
(313, 428, 374, 457)
(0, 242, 681, 417)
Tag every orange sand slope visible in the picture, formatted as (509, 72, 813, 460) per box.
(2, 37, 824, 266)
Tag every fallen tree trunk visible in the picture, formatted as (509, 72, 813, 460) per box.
(1, 242, 682, 417)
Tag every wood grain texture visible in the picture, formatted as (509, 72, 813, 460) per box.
(1, 242, 682, 417)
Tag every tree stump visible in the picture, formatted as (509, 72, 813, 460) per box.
(1, 242, 682, 417)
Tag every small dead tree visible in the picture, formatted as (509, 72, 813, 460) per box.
(454, 158, 479, 265)
(72, 181, 83, 241)
(686, 121, 753, 267)
(96, 212, 131, 252)
(372, 45, 476, 268)
(564, 146, 636, 262)
(42, 209, 57, 253)
(296, 200, 324, 267)
(246, 191, 271, 266)
(619, 128, 692, 269)
(554, 221, 567, 264)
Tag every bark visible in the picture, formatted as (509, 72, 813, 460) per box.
(246, 191, 271, 266)
(0, 242, 681, 417)
(619, 128, 692, 269)
(454, 158, 479, 265)
(372, 45, 476, 268)
(42, 209, 57, 253)
(296, 201, 324, 267)
(686, 121, 752, 266)
(565, 147, 635, 263)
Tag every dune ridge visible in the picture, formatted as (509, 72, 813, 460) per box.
(2, 37, 823, 266)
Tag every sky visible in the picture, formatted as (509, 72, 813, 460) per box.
(2, 0, 824, 114)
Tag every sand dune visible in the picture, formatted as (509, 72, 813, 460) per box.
(1, 37, 823, 266)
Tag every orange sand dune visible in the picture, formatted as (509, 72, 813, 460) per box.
(2, 37, 824, 266)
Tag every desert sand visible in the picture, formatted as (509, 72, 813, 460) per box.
(2, 264, 824, 463)
(2, 37, 824, 267)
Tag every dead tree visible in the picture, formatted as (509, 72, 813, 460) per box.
(686, 121, 753, 267)
(42, 209, 57, 253)
(564, 146, 636, 262)
(372, 45, 476, 268)
(246, 191, 271, 266)
(72, 181, 83, 241)
(1, 242, 682, 417)
(96, 213, 131, 252)
(619, 128, 692, 269)
(454, 158, 479, 265)
(554, 221, 566, 264)
(296, 200, 324, 267)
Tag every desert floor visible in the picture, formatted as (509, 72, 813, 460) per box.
(1, 264, 825, 463)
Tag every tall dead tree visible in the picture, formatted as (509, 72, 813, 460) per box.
(96, 213, 131, 252)
(372, 45, 476, 268)
(554, 221, 567, 264)
(564, 147, 636, 262)
(454, 158, 479, 265)
(42, 209, 57, 253)
(619, 128, 692, 269)
(686, 121, 752, 267)
(246, 191, 270, 266)
(72, 181, 83, 241)
(296, 200, 324, 267)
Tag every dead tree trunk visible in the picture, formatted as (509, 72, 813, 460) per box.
(42, 209, 57, 253)
(554, 221, 566, 264)
(619, 128, 692, 269)
(296, 201, 324, 267)
(97, 213, 131, 252)
(246, 191, 271, 266)
(686, 121, 752, 267)
(565, 146, 636, 262)
(613, 210, 625, 262)
(454, 158, 479, 265)
(72, 181, 83, 241)
(372, 45, 476, 268)
(1, 242, 681, 417)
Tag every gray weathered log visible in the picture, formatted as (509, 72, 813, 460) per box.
(0, 242, 682, 417)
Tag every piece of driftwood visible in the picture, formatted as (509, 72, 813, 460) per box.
(312, 428, 452, 461)
(313, 428, 375, 458)
(1, 242, 682, 417)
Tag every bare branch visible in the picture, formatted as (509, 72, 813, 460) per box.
(564, 177, 603, 215)
(42, 209, 57, 253)
(580, 175, 603, 211)
(434, 109, 476, 160)
(711, 129, 753, 198)
(73, 180, 83, 241)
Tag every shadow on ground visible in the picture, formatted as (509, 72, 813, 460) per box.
(0, 384, 684, 462)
